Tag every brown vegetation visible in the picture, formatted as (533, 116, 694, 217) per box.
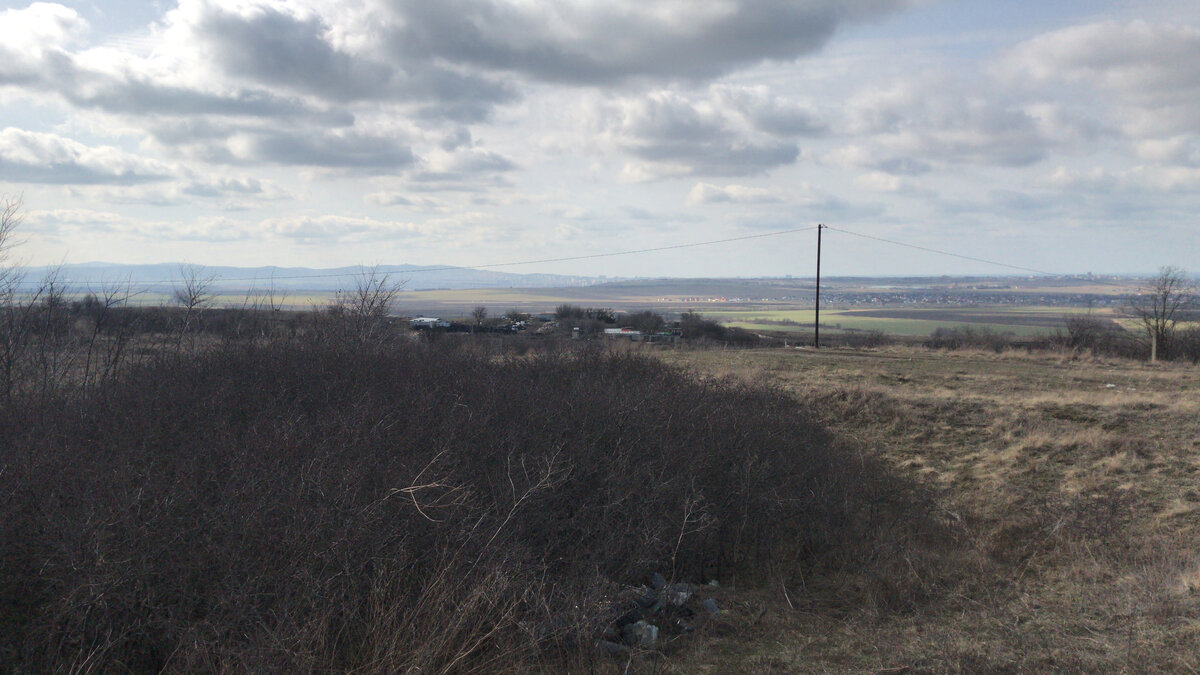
(661, 345, 1200, 672)
(0, 328, 943, 671)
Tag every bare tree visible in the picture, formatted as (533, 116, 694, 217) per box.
(471, 305, 487, 332)
(328, 264, 405, 344)
(0, 196, 29, 401)
(79, 278, 136, 386)
(174, 263, 216, 350)
(0, 195, 22, 300)
(1129, 265, 1195, 361)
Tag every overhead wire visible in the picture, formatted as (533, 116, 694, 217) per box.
(824, 225, 1057, 276)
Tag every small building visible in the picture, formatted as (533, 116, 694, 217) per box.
(603, 327, 681, 344)
(410, 317, 450, 329)
(604, 327, 643, 340)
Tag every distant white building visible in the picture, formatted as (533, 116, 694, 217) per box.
(604, 328, 642, 339)
(410, 317, 450, 329)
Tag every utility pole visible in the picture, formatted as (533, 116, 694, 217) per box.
(814, 224, 826, 348)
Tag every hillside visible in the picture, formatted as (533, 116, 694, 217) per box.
(660, 346, 1200, 672)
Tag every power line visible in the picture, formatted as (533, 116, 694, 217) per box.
(17, 225, 823, 287)
(825, 225, 1057, 276)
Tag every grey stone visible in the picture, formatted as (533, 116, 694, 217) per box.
(702, 597, 720, 614)
(663, 583, 693, 606)
(649, 572, 668, 590)
(634, 591, 658, 609)
(621, 620, 659, 649)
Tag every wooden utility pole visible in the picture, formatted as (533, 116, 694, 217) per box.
(814, 224, 826, 348)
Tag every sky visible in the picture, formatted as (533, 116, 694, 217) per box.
(1, 0, 1198, 278)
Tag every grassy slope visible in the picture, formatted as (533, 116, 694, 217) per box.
(657, 345, 1200, 672)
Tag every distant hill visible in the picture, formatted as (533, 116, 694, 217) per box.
(21, 263, 609, 293)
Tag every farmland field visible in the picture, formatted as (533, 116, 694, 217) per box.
(381, 276, 1139, 339)
(709, 306, 1116, 337)
(103, 273, 1145, 339)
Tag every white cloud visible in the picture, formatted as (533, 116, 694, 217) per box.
(0, 128, 174, 184)
(261, 214, 426, 242)
(0, 3, 87, 55)
(1000, 21, 1200, 137)
(852, 171, 927, 195)
(687, 182, 781, 205)
(1047, 165, 1200, 194)
(843, 78, 1058, 168)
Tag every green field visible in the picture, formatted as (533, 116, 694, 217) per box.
(707, 306, 1114, 337)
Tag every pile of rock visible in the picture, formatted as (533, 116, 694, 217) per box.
(597, 572, 721, 656)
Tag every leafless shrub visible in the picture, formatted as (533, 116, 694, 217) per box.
(0, 195, 21, 290)
(620, 310, 665, 334)
(172, 263, 216, 351)
(0, 338, 943, 671)
(925, 326, 1011, 352)
(314, 264, 405, 346)
(840, 329, 892, 348)
(1175, 325, 1200, 364)
(223, 281, 289, 342)
(681, 310, 760, 346)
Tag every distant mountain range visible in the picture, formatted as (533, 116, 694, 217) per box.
(22, 263, 611, 293)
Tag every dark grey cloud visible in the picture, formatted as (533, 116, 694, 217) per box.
(629, 137, 798, 176)
(875, 157, 932, 175)
(383, 0, 910, 85)
(607, 91, 800, 177)
(192, 3, 394, 100)
(440, 127, 473, 151)
(406, 66, 519, 122)
(247, 130, 416, 169)
(842, 78, 1065, 169)
(143, 117, 416, 171)
(0, 45, 354, 126)
(178, 0, 516, 119)
(714, 87, 828, 137)
(66, 77, 354, 124)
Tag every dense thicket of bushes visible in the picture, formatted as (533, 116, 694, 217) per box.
(680, 310, 760, 346)
(924, 326, 1013, 353)
(924, 319, 1200, 363)
(0, 339, 939, 672)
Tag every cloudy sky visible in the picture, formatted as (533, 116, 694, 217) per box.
(1, 0, 1198, 278)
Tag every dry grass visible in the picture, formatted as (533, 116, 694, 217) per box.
(656, 344, 1200, 673)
